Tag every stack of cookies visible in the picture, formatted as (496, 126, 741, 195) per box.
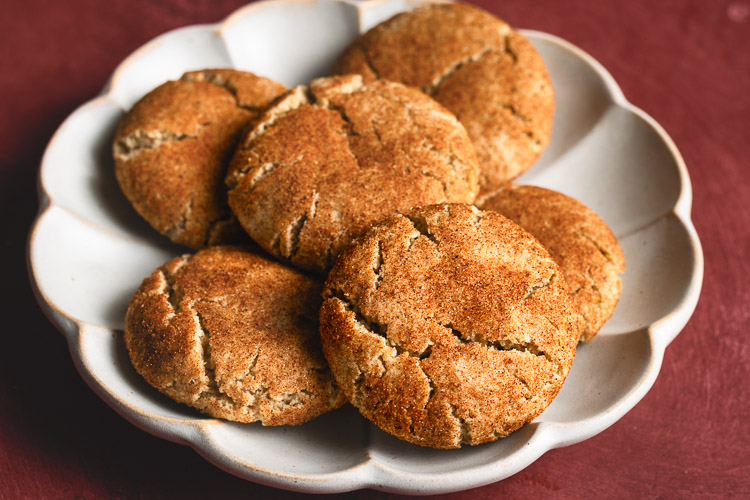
(117, 2, 624, 449)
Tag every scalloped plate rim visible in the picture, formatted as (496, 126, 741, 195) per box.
(26, 0, 703, 494)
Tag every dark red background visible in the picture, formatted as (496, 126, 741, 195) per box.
(2, 0, 748, 498)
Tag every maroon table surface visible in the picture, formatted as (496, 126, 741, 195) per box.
(2, 0, 748, 498)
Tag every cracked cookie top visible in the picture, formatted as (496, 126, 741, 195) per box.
(113, 69, 287, 248)
(331, 2, 554, 194)
(319, 204, 580, 448)
(124, 245, 346, 426)
(479, 185, 626, 342)
(225, 74, 480, 275)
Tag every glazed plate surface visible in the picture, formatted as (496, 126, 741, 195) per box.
(28, 0, 703, 494)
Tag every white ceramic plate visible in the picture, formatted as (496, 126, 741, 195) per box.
(28, 0, 703, 494)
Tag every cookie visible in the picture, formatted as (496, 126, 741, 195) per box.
(319, 204, 580, 448)
(479, 185, 626, 342)
(226, 74, 480, 274)
(332, 2, 554, 194)
(113, 69, 287, 248)
(124, 245, 346, 425)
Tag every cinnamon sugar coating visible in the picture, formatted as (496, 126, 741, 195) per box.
(124, 246, 345, 425)
(332, 2, 554, 194)
(113, 69, 286, 248)
(479, 185, 626, 342)
(226, 74, 479, 274)
(319, 204, 580, 448)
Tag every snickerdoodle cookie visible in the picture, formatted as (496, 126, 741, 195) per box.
(113, 69, 287, 248)
(226, 74, 480, 274)
(124, 245, 345, 425)
(319, 204, 580, 448)
(479, 185, 625, 342)
(332, 2, 554, 194)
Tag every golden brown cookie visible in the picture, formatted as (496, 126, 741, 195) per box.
(113, 69, 287, 248)
(332, 2, 554, 194)
(479, 184, 626, 342)
(319, 204, 580, 448)
(226, 74, 480, 275)
(124, 246, 345, 425)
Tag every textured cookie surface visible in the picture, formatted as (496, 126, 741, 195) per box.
(332, 2, 554, 194)
(479, 185, 626, 342)
(319, 204, 580, 448)
(124, 246, 345, 425)
(226, 74, 480, 275)
(113, 69, 287, 248)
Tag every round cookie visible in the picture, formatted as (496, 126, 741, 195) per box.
(331, 2, 554, 194)
(479, 185, 626, 342)
(319, 204, 580, 448)
(226, 74, 480, 275)
(124, 245, 346, 426)
(113, 69, 287, 248)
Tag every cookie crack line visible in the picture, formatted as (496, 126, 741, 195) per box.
(408, 361, 438, 440)
(327, 290, 388, 340)
(346, 91, 460, 193)
(441, 320, 559, 370)
(579, 231, 619, 267)
(420, 43, 539, 133)
(573, 265, 603, 304)
(228, 154, 304, 191)
(423, 31, 516, 94)
(157, 263, 239, 407)
(181, 70, 267, 114)
(356, 41, 382, 80)
(326, 290, 428, 360)
(512, 373, 533, 401)
(425, 46, 496, 94)
(164, 196, 194, 242)
(524, 271, 556, 301)
(585, 270, 604, 307)
(237, 356, 319, 417)
(372, 239, 385, 291)
(235, 352, 271, 405)
(401, 213, 440, 247)
(235, 86, 311, 159)
(232, 80, 470, 203)
(158, 256, 191, 313)
(327, 285, 559, 370)
(420, 140, 476, 200)
(503, 32, 519, 64)
(322, 99, 367, 170)
(286, 191, 319, 260)
(305, 84, 389, 175)
(227, 86, 311, 189)
(192, 310, 325, 419)
(368, 87, 473, 192)
(314, 80, 465, 192)
(240, 350, 261, 386)
(113, 125, 207, 161)
(193, 309, 224, 401)
(449, 403, 472, 445)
